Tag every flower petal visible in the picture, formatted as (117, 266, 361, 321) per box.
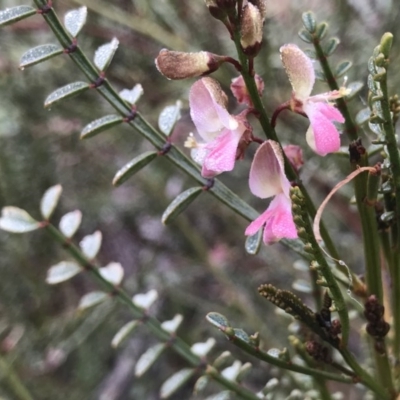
(263, 194, 298, 244)
(304, 102, 343, 156)
(201, 126, 244, 177)
(280, 44, 315, 100)
(189, 78, 238, 142)
(244, 207, 272, 236)
(249, 140, 289, 199)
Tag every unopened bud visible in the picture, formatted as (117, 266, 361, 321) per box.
(205, 0, 228, 21)
(240, 3, 263, 56)
(155, 50, 225, 80)
(249, 0, 267, 21)
(230, 74, 264, 106)
(283, 144, 304, 171)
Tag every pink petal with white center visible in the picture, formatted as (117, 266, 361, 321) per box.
(189, 78, 238, 142)
(280, 44, 315, 101)
(249, 140, 289, 199)
(244, 194, 297, 244)
(304, 102, 344, 156)
(201, 125, 244, 177)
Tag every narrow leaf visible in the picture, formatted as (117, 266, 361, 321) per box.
(113, 151, 158, 186)
(20, 44, 63, 69)
(245, 229, 262, 255)
(80, 115, 123, 139)
(119, 84, 144, 105)
(46, 261, 81, 284)
(135, 343, 166, 377)
(79, 231, 102, 259)
(132, 289, 158, 309)
(158, 101, 182, 136)
(99, 262, 124, 286)
(78, 291, 109, 310)
(335, 60, 352, 78)
(0, 207, 41, 233)
(111, 320, 139, 348)
(59, 210, 82, 238)
(45, 82, 90, 108)
(161, 314, 183, 334)
(161, 187, 203, 224)
(323, 37, 340, 57)
(190, 338, 216, 357)
(0, 5, 36, 26)
(206, 312, 230, 329)
(160, 369, 195, 399)
(40, 185, 62, 220)
(64, 6, 87, 37)
(94, 38, 119, 71)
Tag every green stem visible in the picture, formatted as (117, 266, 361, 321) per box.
(0, 355, 35, 400)
(44, 224, 260, 400)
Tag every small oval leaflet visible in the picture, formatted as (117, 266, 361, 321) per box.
(292, 279, 312, 294)
(221, 361, 242, 381)
(323, 37, 340, 57)
(213, 351, 233, 369)
(315, 22, 328, 40)
(161, 187, 203, 225)
(78, 291, 108, 310)
(315, 70, 326, 82)
(64, 6, 87, 38)
(0, 206, 41, 233)
(119, 84, 144, 105)
(298, 28, 312, 44)
(160, 368, 195, 399)
(111, 320, 139, 348)
(158, 101, 182, 136)
(112, 151, 158, 186)
(20, 44, 63, 69)
(45, 82, 90, 108)
(206, 312, 230, 329)
(345, 81, 363, 100)
(237, 362, 252, 382)
(301, 11, 316, 33)
(46, 261, 81, 284)
(355, 108, 370, 126)
(81, 115, 123, 139)
(99, 262, 124, 286)
(233, 328, 250, 343)
(0, 5, 36, 26)
(40, 184, 63, 220)
(245, 229, 262, 255)
(190, 338, 216, 357)
(135, 343, 166, 377)
(79, 231, 102, 260)
(94, 38, 119, 71)
(205, 391, 232, 400)
(132, 289, 158, 309)
(335, 60, 352, 78)
(59, 210, 82, 238)
(160, 314, 183, 334)
(194, 376, 209, 394)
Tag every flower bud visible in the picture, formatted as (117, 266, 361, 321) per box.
(283, 145, 304, 171)
(230, 74, 264, 106)
(240, 3, 263, 57)
(248, 0, 267, 21)
(205, 0, 227, 21)
(155, 50, 225, 80)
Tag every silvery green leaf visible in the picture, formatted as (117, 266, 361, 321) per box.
(335, 60, 352, 78)
(80, 115, 123, 139)
(112, 151, 158, 186)
(298, 28, 312, 43)
(158, 101, 182, 136)
(233, 329, 250, 343)
(301, 11, 316, 33)
(221, 361, 242, 381)
(78, 291, 108, 310)
(213, 351, 233, 369)
(161, 187, 203, 224)
(64, 6, 87, 37)
(245, 229, 262, 255)
(20, 44, 63, 69)
(119, 84, 144, 105)
(267, 348, 280, 358)
(315, 22, 328, 40)
(355, 108, 370, 126)
(0, 5, 36, 26)
(205, 391, 232, 400)
(293, 260, 309, 271)
(292, 279, 312, 293)
(59, 210, 82, 238)
(79, 231, 102, 259)
(135, 343, 166, 377)
(315, 70, 326, 82)
(40, 185, 62, 220)
(46, 261, 81, 284)
(193, 376, 209, 394)
(132, 289, 158, 309)
(345, 81, 363, 100)
(99, 262, 124, 286)
(190, 338, 216, 357)
(0, 207, 41, 233)
(206, 312, 230, 329)
(111, 320, 139, 348)
(94, 38, 119, 71)
(161, 314, 183, 334)
(44, 82, 90, 108)
(323, 37, 340, 57)
(160, 369, 195, 399)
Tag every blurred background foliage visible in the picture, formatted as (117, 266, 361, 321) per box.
(0, 0, 399, 399)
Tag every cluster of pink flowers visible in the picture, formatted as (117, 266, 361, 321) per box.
(186, 44, 345, 245)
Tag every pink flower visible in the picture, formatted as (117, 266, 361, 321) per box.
(230, 74, 264, 107)
(280, 44, 346, 156)
(245, 140, 298, 244)
(186, 77, 248, 178)
(283, 144, 304, 171)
